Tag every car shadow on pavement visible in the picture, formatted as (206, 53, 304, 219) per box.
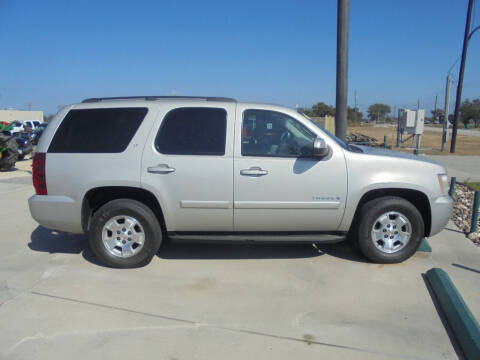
(28, 226, 367, 264)
(315, 241, 368, 263)
(28, 226, 108, 266)
(159, 240, 368, 262)
(29, 226, 86, 254)
(159, 242, 321, 260)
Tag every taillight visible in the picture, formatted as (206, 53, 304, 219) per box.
(32, 152, 47, 195)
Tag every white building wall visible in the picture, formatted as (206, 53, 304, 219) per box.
(0, 110, 44, 123)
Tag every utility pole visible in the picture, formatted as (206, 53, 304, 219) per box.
(396, 107, 401, 147)
(413, 99, 422, 154)
(354, 89, 358, 123)
(335, 0, 350, 141)
(433, 94, 438, 122)
(451, 0, 475, 153)
(441, 75, 452, 152)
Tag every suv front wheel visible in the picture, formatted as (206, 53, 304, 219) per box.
(88, 199, 162, 268)
(356, 196, 424, 263)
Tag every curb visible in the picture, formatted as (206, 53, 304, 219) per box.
(425, 268, 480, 360)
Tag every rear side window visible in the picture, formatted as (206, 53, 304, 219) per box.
(155, 107, 227, 155)
(49, 108, 148, 153)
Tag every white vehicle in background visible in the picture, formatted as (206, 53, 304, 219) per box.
(8, 121, 24, 135)
(23, 120, 42, 130)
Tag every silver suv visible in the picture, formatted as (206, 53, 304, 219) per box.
(29, 96, 453, 268)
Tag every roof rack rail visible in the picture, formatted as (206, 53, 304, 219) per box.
(81, 96, 236, 103)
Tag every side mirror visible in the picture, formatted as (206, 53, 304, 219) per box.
(313, 136, 330, 158)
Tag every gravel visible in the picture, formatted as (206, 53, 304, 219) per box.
(451, 183, 479, 245)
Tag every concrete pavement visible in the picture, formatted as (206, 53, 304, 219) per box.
(1, 176, 479, 360)
(424, 126, 480, 137)
(373, 124, 480, 137)
(426, 155, 480, 182)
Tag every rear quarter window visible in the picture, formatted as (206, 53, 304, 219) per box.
(155, 107, 227, 156)
(48, 107, 148, 153)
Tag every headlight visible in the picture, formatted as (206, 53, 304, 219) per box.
(437, 174, 449, 196)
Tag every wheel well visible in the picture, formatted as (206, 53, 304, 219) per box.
(82, 186, 165, 232)
(352, 188, 432, 236)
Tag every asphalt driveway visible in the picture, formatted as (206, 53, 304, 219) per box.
(1, 176, 479, 360)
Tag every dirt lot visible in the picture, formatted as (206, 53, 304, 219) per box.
(348, 124, 480, 155)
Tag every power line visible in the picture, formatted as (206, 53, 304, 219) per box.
(448, 55, 462, 75)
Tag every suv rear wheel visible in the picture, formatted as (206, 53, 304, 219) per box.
(356, 196, 424, 263)
(88, 199, 162, 268)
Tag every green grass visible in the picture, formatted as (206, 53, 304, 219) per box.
(467, 182, 480, 191)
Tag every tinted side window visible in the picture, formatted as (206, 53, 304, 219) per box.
(242, 109, 316, 157)
(155, 107, 227, 156)
(49, 108, 148, 153)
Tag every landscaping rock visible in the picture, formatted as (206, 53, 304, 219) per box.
(451, 183, 479, 245)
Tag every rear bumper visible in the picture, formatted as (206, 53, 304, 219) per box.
(429, 195, 453, 236)
(28, 195, 83, 233)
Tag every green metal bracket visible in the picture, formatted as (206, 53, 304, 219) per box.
(470, 191, 479, 234)
(449, 177, 457, 197)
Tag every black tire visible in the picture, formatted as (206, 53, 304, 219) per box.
(18, 154, 25, 160)
(356, 196, 424, 264)
(88, 199, 162, 268)
(0, 134, 19, 171)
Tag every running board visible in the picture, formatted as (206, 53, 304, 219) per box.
(167, 232, 346, 244)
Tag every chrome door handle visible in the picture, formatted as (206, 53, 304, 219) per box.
(147, 164, 176, 174)
(240, 166, 268, 177)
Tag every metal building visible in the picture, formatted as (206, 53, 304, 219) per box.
(0, 109, 44, 123)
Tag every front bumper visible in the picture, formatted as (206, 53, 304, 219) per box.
(429, 195, 453, 236)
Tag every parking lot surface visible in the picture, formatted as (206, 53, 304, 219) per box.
(1, 175, 479, 360)
(427, 155, 480, 182)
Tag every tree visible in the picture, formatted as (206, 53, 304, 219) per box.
(367, 104, 391, 122)
(431, 109, 445, 122)
(311, 102, 335, 117)
(347, 106, 363, 123)
(43, 114, 55, 122)
(385, 116, 397, 124)
(460, 98, 480, 128)
(296, 107, 310, 116)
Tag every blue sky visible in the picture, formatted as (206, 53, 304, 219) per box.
(0, 0, 479, 116)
